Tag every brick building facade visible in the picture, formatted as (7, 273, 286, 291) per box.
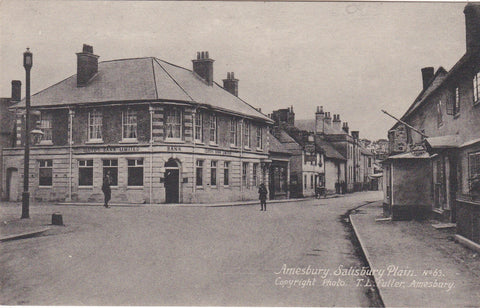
(2, 46, 273, 204)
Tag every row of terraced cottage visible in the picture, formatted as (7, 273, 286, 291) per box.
(383, 3, 480, 248)
(0, 45, 376, 205)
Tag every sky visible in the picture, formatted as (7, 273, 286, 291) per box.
(0, 1, 468, 140)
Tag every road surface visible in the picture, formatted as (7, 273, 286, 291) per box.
(1, 191, 382, 306)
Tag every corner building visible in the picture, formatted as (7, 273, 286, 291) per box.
(3, 46, 273, 204)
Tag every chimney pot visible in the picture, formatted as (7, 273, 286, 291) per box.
(11, 80, 21, 101)
(197, 52, 201, 59)
(223, 71, 238, 96)
(76, 44, 99, 87)
(193, 51, 215, 86)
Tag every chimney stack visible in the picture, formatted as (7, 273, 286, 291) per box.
(351, 130, 359, 140)
(464, 4, 480, 53)
(421, 67, 434, 90)
(11, 80, 21, 101)
(76, 44, 99, 87)
(315, 106, 325, 134)
(223, 72, 239, 96)
(332, 114, 341, 132)
(342, 122, 349, 134)
(193, 51, 214, 86)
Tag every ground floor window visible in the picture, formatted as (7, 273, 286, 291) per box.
(311, 174, 314, 189)
(242, 162, 249, 188)
(39, 159, 53, 186)
(103, 159, 118, 186)
(468, 151, 480, 196)
(78, 159, 93, 186)
(211, 161, 217, 187)
(304, 174, 307, 189)
(224, 162, 230, 186)
(196, 160, 203, 187)
(253, 163, 258, 187)
(127, 158, 143, 186)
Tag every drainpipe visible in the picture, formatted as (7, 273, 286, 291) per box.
(68, 108, 74, 201)
(240, 118, 244, 195)
(192, 105, 199, 195)
(149, 105, 154, 204)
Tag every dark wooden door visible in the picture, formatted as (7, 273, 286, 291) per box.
(165, 169, 179, 203)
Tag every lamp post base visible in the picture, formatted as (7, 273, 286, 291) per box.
(21, 191, 30, 219)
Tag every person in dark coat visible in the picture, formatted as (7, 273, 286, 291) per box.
(258, 183, 268, 211)
(102, 172, 112, 208)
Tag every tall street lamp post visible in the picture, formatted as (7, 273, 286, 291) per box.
(21, 48, 32, 219)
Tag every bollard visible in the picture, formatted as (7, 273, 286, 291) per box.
(52, 213, 63, 226)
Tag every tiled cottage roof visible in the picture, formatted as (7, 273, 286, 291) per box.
(267, 132, 291, 155)
(15, 57, 273, 123)
(315, 137, 346, 161)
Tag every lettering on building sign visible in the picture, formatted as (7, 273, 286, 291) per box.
(167, 146, 182, 152)
(82, 146, 140, 153)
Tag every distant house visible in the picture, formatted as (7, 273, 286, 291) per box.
(271, 107, 324, 198)
(315, 136, 346, 194)
(3, 45, 274, 204)
(384, 4, 480, 246)
(267, 132, 291, 200)
(0, 81, 20, 200)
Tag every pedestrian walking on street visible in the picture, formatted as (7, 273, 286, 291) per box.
(258, 183, 268, 211)
(102, 172, 112, 208)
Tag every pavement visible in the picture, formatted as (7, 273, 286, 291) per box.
(350, 201, 480, 307)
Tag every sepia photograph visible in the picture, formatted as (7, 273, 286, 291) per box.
(0, 0, 479, 306)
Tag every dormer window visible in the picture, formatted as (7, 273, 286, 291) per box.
(88, 109, 103, 142)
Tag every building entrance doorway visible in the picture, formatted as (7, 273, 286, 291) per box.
(165, 160, 180, 203)
(7, 168, 19, 201)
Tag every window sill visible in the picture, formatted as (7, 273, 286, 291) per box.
(120, 139, 138, 144)
(38, 140, 53, 145)
(78, 186, 94, 189)
(38, 186, 53, 189)
(230, 144, 238, 149)
(209, 142, 219, 147)
(85, 140, 104, 144)
(196, 186, 204, 190)
(195, 141, 205, 145)
(244, 146, 251, 151)
(256, 147, 263, 152)
(127, 186, 144, 190)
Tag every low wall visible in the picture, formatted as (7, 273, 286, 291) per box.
(456, 198, 480, 245)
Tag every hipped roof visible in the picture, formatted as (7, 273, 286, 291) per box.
(14, 57, 272, 123)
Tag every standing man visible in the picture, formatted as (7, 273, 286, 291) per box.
(102, 171, 111, 208)
(258, 183, 268, 211)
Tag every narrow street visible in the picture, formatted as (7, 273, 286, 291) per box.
(1, 191, 382, 306)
